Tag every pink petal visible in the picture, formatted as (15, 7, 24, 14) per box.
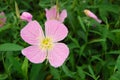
(59, 9, 67, 22)
(20, 20, 44, 45)
(0, 12, 6, 27)
(48, 43, 69, 68)
(45, 6, 57, 20)
(94, 18, 102, 23)
(45, 20, 68, 42)
(20, 12, 32, 22)
(22, 46, 47, 63)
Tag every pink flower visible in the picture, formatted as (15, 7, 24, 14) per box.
(20, 12, 32, 22)
(0, 12, 6, 27)
(45, 5, 67, 23)
(84, 9, 102, 23)
(20, 20, 69, 68)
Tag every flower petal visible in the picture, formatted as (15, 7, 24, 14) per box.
(45, 6, 57, 20)
(45, 20, 68, 42)
(22, 46, 46, 63)
(0, 12, 6, 27)
(20, 12, 32, 22)
(20, 20, 44, 45)
(59, 9, 67, 22)
(48, 43, 69, 68)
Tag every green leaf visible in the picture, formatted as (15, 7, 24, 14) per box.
(78, 16, 86, 32)
(108, 50, 120, 54)
(89, 30, 101, 36)
(99, 4, 119, 21)
(21, 1, 31, 8)
(111, 29, 120, 33)
(15, 1, 20, 18)
(50, 67, 60, 80)
(21, 58, 28, 79)
(67, 11, 77, 32)
(88, 65, 95, 78)
(79, 44, 86, 56)
(77, 66, 85, 79)
(62, 64, 75, 78)
(68, 35, 80, 48)
(109, 71, 120, 80)
(99, 8, 107, 21)
(6, 53, 22, 73)
(88, 38, 105, 44)
(116, 55, 120, 71)
(0, 73, 8, 80)
(30, 64, 43, 80)
(69, 52, 75, 69)
(0, 24, 11, 32)
(0, 43, 23, 51)
(78, 30, 87, 42)
(87, 65, 99, 80)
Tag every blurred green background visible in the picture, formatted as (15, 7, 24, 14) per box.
(0, 0, 120, 80)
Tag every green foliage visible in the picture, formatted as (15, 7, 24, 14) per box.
(21, 58, 28, 80)
(0, 0, 120, 80)
(0, 43, 23, 51)
(0, 73, 8, 80)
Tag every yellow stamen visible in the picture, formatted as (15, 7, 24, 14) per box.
(0, 20, 3, 25)
(40, 37, 53, 50)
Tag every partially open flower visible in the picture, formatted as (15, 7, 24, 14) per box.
(45, 5, 67, 23)
(20, 12, 32, 22)
(84, 9, 102, 23)
(0, 12, 6, 27)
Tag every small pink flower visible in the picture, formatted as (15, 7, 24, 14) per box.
(45, 5, 67, 23)
(20, 12, 32, 22)
(0, 12, 6, 27)
(20, 20, 69, 68)
(84, 9, 102, 23)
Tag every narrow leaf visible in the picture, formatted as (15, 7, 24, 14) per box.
(22, 58, 28, 79)
(15, 1, 20, 18)
(0, 43, 23, 51)
(78, 16, 86, 32)
(50, 67, 60, 80)
(0, 73, 8, 80)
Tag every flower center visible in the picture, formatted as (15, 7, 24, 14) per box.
(0, 20, 3, 25)
(40, 37, 53, 50)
